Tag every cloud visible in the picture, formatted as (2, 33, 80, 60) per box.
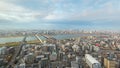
(44, 14, 57, 20)
(0, 0, 120, 23)
(44, 13, 67, 20)
(44, 0, 120, 23)
(76, 1, 120, 21)
(0, 1, 47, 22)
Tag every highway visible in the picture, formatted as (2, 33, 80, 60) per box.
(7, 35, 27, 68)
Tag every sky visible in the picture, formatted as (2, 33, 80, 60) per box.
(0, 0, 120, 31)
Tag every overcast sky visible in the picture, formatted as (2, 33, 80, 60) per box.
(0, 0, 120, 31)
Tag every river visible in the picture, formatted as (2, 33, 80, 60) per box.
(0, 34, 99, 44)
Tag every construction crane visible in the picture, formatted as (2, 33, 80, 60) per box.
(7, 34, 27, 68)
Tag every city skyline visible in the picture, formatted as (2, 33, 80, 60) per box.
(0, 0, 120, 31)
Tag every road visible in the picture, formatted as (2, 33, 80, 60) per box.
(7, 35, 27, 68)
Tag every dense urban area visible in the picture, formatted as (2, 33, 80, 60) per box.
(0, 30, 120, 68)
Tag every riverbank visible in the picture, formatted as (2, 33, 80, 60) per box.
(0, 34, 98, 46)
(0, 40, 43, 47)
